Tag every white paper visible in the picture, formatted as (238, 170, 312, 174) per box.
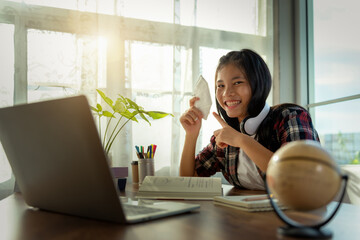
(193, 75, 212, 120)
(139, 176, 222, 193)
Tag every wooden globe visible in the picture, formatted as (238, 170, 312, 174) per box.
(266, 140, 342, 211)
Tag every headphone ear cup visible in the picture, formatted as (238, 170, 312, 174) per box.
(240, 103, 270, 136)
(240, 116, 251, 135)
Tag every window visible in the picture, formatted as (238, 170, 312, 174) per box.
(0, 0, 274, 190)
(311, 0, 360, 165)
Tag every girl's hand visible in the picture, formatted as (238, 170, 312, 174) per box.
(213, 112, 242, 149)
(180, 97, 203, 136)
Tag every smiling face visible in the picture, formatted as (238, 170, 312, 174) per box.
(215, 64, 252, 122)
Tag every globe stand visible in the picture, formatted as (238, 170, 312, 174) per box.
(278, 225, 332, 239)
(265, 174, 348, 239)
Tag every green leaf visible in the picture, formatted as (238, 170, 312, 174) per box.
(103, 110, 115, 118)
(96, 103, 102, 111)
(118, 95, 128, 107)
(145, 111, 174, 119)
(120, 110, 139, 122)
(96, 89, 113, 108)
(138, 111, 150, 125)
(126, 98, 140, 110)
(90, 106, 99, 112)
(130, 112, 140, 122)
(114, 98, 126, 113)
(118, 95, 126, 101)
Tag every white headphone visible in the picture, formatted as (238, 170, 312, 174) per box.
(240, 103, 270, 135)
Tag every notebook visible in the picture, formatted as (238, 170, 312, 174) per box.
(0, 95, 200, 224)
(136, 176, 222, 200)
(213, 194, 286, 212)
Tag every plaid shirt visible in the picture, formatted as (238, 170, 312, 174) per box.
(194, 106, 319, 189)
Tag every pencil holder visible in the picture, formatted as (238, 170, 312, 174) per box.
(131, 160, 139, 183)
(138, 158, 155, 184)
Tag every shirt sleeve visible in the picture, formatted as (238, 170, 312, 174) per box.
(275, 107, 320, 147)
(194, 135, 225, 177)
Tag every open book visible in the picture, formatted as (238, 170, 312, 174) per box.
(136, 176, 222, 200)
(214, 194, 284, 212)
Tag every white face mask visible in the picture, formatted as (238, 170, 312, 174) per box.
(193, 75, 212, 120)
(240, 103, 270, 135)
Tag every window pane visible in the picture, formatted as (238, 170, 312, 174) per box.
(19, 0, 77, 10)
(196, 0, 260, 35)
(127, 41, 175, 173)
(18, 0, 117, 15)
(27, 29, 106, 102)
(313, 99, 360, 165)
(127, 41, 173, 92)
(0, 23, 14, 183)
(179, 0, 196, 26)
(122, 0, 173, 23)
(0, 24, 14, 108)
(313, 0, 360, 102)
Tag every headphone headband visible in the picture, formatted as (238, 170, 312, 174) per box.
(240, 103, 270, 135)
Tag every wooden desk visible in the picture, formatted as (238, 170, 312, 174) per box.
(1, 184, 359, 240)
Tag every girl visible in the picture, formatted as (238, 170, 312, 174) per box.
(179, 49, 319, 190)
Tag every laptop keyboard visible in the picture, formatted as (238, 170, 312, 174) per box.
(123, 204, 164, 216)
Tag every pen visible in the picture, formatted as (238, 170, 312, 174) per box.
(153, 144, 157, 157)
(136, 144, 158, 159)
(135, 146, 142, 159)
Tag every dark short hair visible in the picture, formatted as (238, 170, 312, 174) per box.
(215, 49, 272, 130)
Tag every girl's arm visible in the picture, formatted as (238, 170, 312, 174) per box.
(212, 107, 319, 172)
(235, 134, 273, 172)
(179, 97, 203, 176)
(179, 134, 198, 176)
(212, 112, 273, 172)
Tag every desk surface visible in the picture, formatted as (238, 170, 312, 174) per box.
(1, 184, 359, 240)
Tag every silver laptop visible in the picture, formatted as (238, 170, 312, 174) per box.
(0, 95, 199, 223)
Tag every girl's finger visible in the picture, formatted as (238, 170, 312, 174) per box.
(213, 112, 228, 128)
(189, 97, 200, 107)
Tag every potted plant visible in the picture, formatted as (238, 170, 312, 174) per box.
(90, 89, 173, 190)
(91, 89, 173, 156)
